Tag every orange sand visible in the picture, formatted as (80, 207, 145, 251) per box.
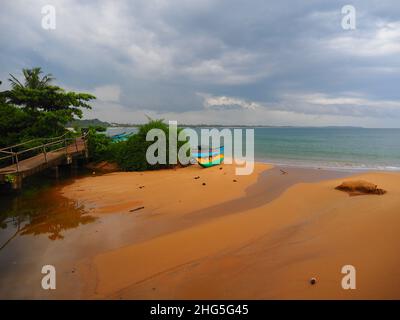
(65, 163, 269, 217)
(62, 164, 400, 299)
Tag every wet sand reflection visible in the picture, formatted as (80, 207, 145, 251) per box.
(0, 171, 97, 250)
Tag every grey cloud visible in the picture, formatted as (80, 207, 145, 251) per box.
(201, 92, 400, 118)
(1, 0, 400, 126)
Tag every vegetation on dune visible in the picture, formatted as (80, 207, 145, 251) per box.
(88, 119, 189, 171)
(117, 119, 170, 171)
(86, 127, 117, 162)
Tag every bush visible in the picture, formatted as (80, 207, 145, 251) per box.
(91, 125, 107, 132)
(86, 120, 189, 171)
(116, 119, 188, 171)
(0, 103, 31, 147)
(87, 127, 113, 162)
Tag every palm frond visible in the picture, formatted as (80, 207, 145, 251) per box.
(8, 74, 24, 89)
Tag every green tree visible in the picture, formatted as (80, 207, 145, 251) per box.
(0, 102, 30, 147)
(6, 67, 94, 117)
(8, 67, 54, 90)
(0, 68, 96, 147)
(117, 119, 189, 171)
(86, 127, 115, 162)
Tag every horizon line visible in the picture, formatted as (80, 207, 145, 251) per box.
(74, 118, 400, 130)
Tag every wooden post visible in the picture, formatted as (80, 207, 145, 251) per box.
(15, 153, 19, 172)
(66, 155, 72, 164)
(83, 137, 89, 159)
(11, 174, 22, 190)
(43, 145, 48, 163)
(70, 158, 79, 175)
(54, 165, 59, 179)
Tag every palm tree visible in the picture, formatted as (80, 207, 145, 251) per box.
(8, 67, 54, 89)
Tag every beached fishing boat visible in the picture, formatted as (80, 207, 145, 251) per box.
(111, 132, 134, 142)
(192, 146, 224, 158)
(193, 146, 224, 168)
(197, 153, 224, 168)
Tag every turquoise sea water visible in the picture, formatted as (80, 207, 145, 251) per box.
(253, 127, 400, 170)
(106, 127, 400, 171)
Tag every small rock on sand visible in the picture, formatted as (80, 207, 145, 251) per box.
(202, 182, 206, 186)
(309, 277, 317, 285)
(335, 180, 386, 196)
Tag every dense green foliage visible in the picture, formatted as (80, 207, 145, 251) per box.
(118, 120, 188, 171)
(0, 68, 95, 148)
(87, 127, 119, 162)
(66, 118, 111, 129)
(88, 120, 189, 171)
(0, 102, 30, 147)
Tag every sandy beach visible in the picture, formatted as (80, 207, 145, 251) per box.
(3, 1, 400, 306)
(57, 163, 400, 299)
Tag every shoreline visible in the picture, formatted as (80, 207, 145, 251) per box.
(255, 158, 400, 173)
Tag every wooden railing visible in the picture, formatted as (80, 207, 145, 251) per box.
(0, 132, 88, 173)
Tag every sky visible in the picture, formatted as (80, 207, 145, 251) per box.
(1, 0, 400, 127)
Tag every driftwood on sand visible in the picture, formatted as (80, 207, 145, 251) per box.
(335, 180, 386, 196)
(129, 206, 145, 213)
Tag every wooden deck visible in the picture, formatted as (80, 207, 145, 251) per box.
(0, 136, 88, 188)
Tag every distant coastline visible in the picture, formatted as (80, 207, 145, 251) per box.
(69, 118, 374, 129)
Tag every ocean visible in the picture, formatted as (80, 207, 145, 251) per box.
(106, 127, 400, 171)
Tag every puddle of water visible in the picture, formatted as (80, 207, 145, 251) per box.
(0, 165, 97, 251)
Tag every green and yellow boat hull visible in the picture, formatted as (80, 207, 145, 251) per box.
(197, 154, 224, 168)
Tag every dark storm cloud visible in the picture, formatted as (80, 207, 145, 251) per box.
(1, 0, 400, 126)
